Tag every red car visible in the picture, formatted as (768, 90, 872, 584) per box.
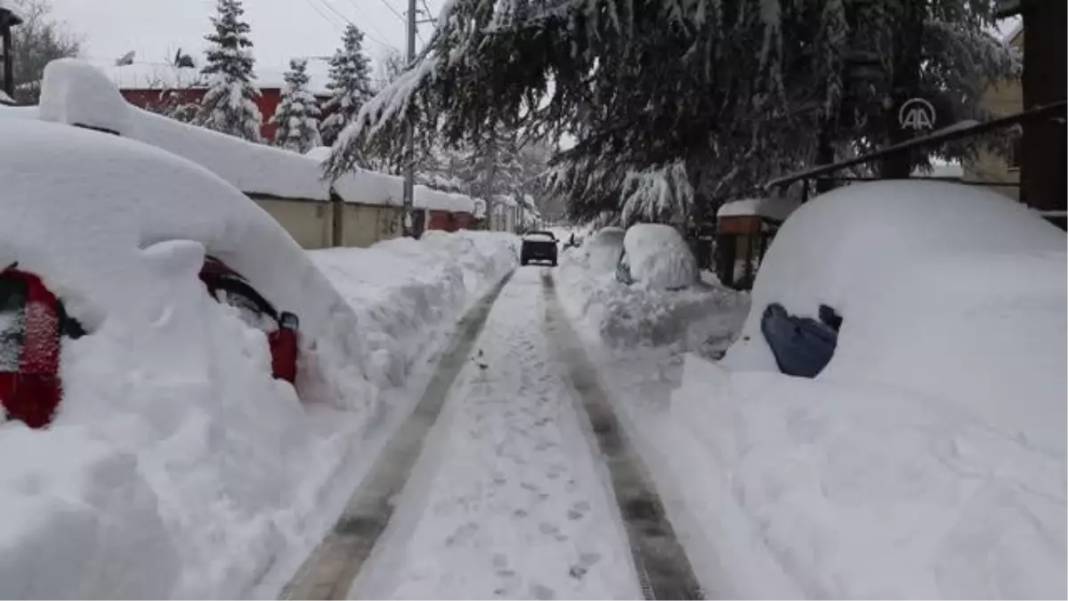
(0, 265, 84, 429)
(198, 257, 300, 383)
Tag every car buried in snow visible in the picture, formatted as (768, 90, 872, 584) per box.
(0, 118, 363, 428)
(615, 223, 697, 290)
(520, 231, 559, 266)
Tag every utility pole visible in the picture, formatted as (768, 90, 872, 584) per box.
(402, 0, 417, 237)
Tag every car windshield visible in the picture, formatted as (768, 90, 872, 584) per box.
(525, 232, 555, 241)
(209, 276, 279, 333)
(0, 277, 27, 372)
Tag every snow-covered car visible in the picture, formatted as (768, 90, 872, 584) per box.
(707, 181, 1066, 597)
(199, 256, 300, 383)
(0, 266, 86, 428)
(520, 231, 558, 266)
(0, 118, 365, 427)
(615, 223, 697, 290)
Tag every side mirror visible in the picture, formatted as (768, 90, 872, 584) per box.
(279, 311, 300, 331)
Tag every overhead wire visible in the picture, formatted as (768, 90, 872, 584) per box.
(313, 0, 399, 50)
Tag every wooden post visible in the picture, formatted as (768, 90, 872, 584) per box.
(330, 191, 344, 247)
(2, 21, 13, 98)
(1019, 0, 1067, 211)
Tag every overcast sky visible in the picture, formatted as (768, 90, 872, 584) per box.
(49, 0, 444, 82)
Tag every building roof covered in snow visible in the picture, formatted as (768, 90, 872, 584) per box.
(95, 62, 332, 97)
(36, 60, 475, 214)
(717, 196, 801, 222)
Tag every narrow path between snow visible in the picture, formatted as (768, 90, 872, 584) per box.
(282, 273, 513, 600)
(284, 267, 702, 600)
(347, 267, 642, 599)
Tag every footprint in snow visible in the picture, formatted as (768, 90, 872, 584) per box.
(530, 584, 556, 599)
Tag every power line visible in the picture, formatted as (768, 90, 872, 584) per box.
(316, 0, 398, 50)
(300, 0, 345, 33)
(366, 0, 406, 24)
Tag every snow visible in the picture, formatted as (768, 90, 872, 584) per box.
(35, 59, 475, 213)
(621, 223, 697, 290)
(522, 232, 555, 242)
(304, 145, 333, 161)
(702, 181, 1066, 597)
(620, 160, 693, 225)
(723, 181, 1066, 454)
(0, 117, 517, 598)
(549, 181, 1064, 598)
(557, 234, 747, 352)
(348, 268, 640, 599)
(0, 105, 36, 120)
(716, 196, 801, 221)
(575, 227, 625, 274)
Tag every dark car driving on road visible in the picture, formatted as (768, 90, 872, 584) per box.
(521, 231, 559, 266)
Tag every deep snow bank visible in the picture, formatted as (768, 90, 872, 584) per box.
(0, 118, 517, 598)
(309, 231, 519, 391)
(556, 240, 747, 353)
(675, 182, 1066, 597)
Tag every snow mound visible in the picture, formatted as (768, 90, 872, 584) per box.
(666, 349, 1066, 597)
(558, 250, 747, 353)
(577, 226, 625, 274)
(36, 59, 474, 213)
(622, 223, 697, 290)
(311, 232, 518, 388)
(723, 180, 1066, 456)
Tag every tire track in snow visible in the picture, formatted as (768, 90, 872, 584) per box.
(280, 272, 513, 600)
(541, 271, 705, 600)
(345, 267, 642, 599)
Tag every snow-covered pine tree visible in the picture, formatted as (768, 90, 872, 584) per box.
(458, 124, 524, 201)
(328, 0, 1015, 225)
(320, 25, 374, 146)
(272, 59, 322, 153)
(195, 0, 263, 142)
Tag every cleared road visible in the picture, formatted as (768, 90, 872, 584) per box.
(283, 267, 700, 600)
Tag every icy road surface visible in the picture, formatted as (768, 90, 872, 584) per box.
(286, 267, 700, 600)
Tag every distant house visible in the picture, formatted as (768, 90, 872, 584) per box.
(96, 62, 332, 142)
(961, 25, 1024, 201)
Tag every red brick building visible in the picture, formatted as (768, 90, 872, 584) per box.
(99, 63, 331, 142)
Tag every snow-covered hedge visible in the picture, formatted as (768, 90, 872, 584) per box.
(36, 59, 475, 213)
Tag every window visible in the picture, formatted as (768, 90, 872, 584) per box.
(0, 277, 27, 371)
(1009, 134, 1022, 171)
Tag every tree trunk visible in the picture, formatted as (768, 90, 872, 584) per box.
(814, 124, 835, 193)
(879, 4, 924, 179)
